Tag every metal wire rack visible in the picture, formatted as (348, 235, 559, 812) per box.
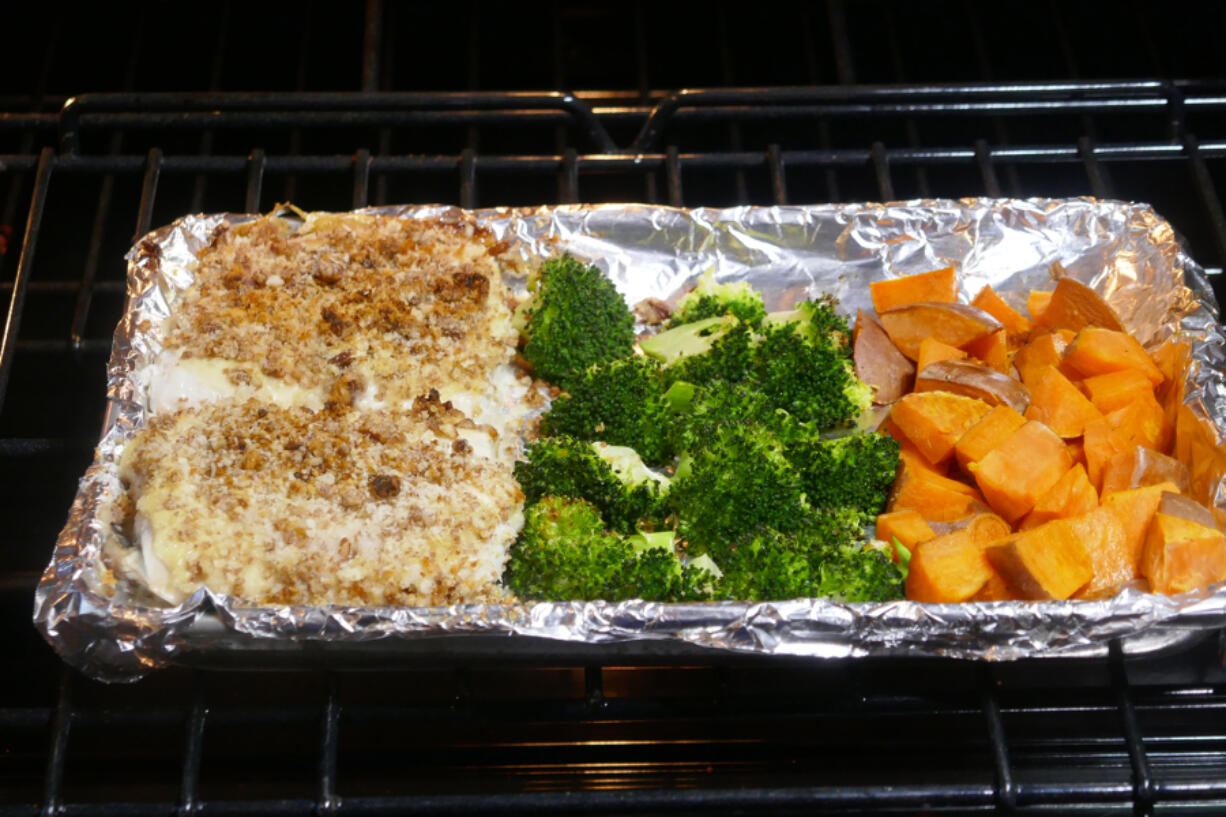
(4, 2, 1226, 815)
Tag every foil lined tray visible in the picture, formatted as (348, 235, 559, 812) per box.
(34, 198, 1226, 682)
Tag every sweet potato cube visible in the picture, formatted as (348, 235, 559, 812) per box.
(905, 515, 1010, 603)
(1020, 464, 1098, 529)
(1066, 437, 1086, 468)
(879, 303, 1004, 361)
(898, 438, 949, 477)
(1014, 331, 1072, 389)
(916, 337, 968, 373)
(984, 518, 1094, 600)
(1035, 276, 1126, 333)
(889, 465, 987, 523)
(1141, 512, 1226, 594)
(954, 404, 1027, 472)
(1080, 369, 1155, 414)
(870, 267, 958, 314)
(876, 510, 937, 562)
(1027, 290, 1053, 324)
(1099, 446, 1190, 497)
(972, 571, 1024, 602)
(1024, 365, 1103, 438)
(1063, 327, 1164, 386)
(1100, 482, 1180, 570)
(914, 360, 1031, 414)
(968, 420, 1073, 523)
(890, 391, 993, 465)
(972, 285, 1033, 346)
(965, 329, 1010, 373)
(1084, 395, 1170, 489)
(1061, 507, 1134, 598)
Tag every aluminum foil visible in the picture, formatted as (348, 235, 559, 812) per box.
(34, 198, 1226, 682)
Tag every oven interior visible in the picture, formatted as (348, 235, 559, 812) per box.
(4, 3, 1226, 814)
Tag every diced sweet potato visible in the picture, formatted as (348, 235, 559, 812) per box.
(968, 420, 1073, 523)
(1141, 512, 1226, 594)
(1020, 464, 1098, 529)
(972, 570, 1024, 602)
(1063, 327, 1164, 386)
(1024, 365, 1103, 438)
(879, 303, 1004, 361)
(964, 329, 1010, 373)
(890, 391, 993, 465)
(889, 464, 987, 523)
(1066, 437, 1087, 468)
(1027, 290, 1053, 324)
(1176, 404, 1226, 506)
(870, 267, 958, 314)
(1035, 275, 1126, 333)
(984, 518, 1094, 600)
(853, 310, 915, 405)
(1100, 482, 1180, 570)
(1061, 507, 1134, 598)
(1099, 446, 1190, 497)
(1080, 369, 1155, 414)
(916, 337, 968, 373)
(914, 360, 1031, 414)
(1084, 394, 1170, 489)
(905, 514, 1011, 603)
(876, 510, 937, 563)
(1156, 491, 1219, 530)
(954, 404, 1028, 473)
(972, 285, 1033, 346)
(1014, 331, 1073, 389)
(898, 438, 949, 478)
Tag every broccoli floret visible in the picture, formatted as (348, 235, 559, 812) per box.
(640, 315, 755, 389)
(763, 297, 852, 349)
(750, 303, 872, 429)
(503, 497, 715, 602)
(668, 379, 817, 457)
(785, 432, 901, 522)
(667, 269, 767, 328)
(515, 254, 636, 388)
(540, 356, 673, 465)
(514, 436, 668, 533)
(713, 513, 904, 602)
(669, 425, 812, 556)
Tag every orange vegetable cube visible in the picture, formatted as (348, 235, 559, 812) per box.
(879, 303, 1003, 361)
(972, 571, 1024, 602)
(876, 510, 938, 563)
(1027, 290, 1053, 323)
(1100, 482, 1180, 570)
(1034, 276, 1125, 333)
(1066, 437, 1087, 468)
(1020, 464, 1098, 529)
(916, 337, 968, 373)
(899, 438, 949, 478)
(1024, 365, 1103, 438)
(1014, 331, 1072, 389)
(984, 518, 1094, 600)
(954, 404, 1027, 473)
(1063, 327, 1164, 386)
(968, 420, 1073, 523)
(1141, 513, 1226, 594)
(1099, 446, 1190, 497)
(964, 329, 1010, 373)
(870, 267, 958, 314)
(971, 285, 1033, 346)
(890, 391, 993, 465)
(1080, 369, 1155, 414)
(889, 466, 986, 523)
(1062, 507, 1134, 598)
(905, 514, 1011, 603)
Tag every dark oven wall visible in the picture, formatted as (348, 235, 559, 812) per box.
(3, 3, 1226, 816)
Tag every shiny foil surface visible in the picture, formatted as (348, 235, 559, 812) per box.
(35, 199, 1226, 681)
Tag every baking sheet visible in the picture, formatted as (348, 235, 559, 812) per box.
(35, 198, 1226, 681)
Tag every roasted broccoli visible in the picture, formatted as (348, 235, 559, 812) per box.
(714, 517, 904, 602)
(750, 301, 872, 429)
(668, 379, 816, 458)
(785, 432, 901, 522)
(540, 356, 673, 465)
(640, 315, 756, 389)
(667, 268, 767, 328)
(515, 254, 636, 388)
(513, 436, 669, 533)
(503, 497, 716, 602)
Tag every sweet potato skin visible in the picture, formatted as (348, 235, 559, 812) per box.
(879, 302, 1004, 361)
(914, 360, 1031, 414)
(853, 309, 915, 405)
(870, 267, 958, 314)
(1099, 446, 1191, 497)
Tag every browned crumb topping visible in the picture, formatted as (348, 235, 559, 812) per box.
(120, 398, 524, 607)
(164, 212, 527, 406)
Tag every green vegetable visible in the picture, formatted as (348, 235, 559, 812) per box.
(513, 436, 668, 534)
(785, 433, 901, 522)
(640, 315, 755, 389)
(540, 356, 673, 465)
(515, 254, 636, 389)
(666, 268, 767, 328)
